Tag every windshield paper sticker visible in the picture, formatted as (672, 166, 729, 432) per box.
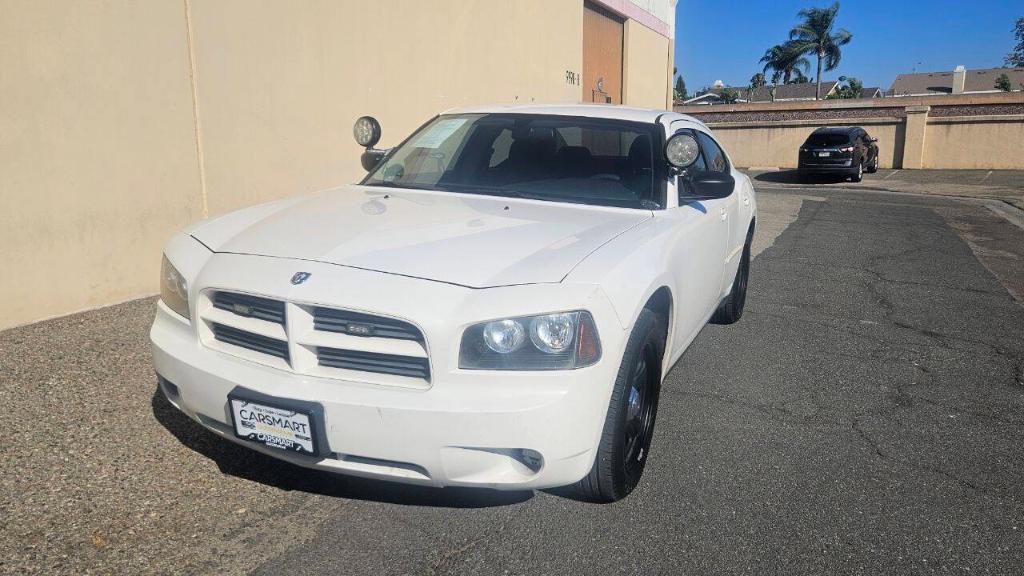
(414, 118, 467, 149)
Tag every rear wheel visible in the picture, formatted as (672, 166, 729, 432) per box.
(850, 160, 864, 182)
(574, 309, 665, 503)
(710, 226, 753, 325)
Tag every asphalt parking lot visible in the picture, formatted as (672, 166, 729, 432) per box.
(2, 179, 1023, 575)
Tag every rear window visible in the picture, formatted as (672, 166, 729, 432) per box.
(804, 133, 851, 147)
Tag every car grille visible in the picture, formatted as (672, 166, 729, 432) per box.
(313, 308, 423, 341)
(213, 291, 286, 325)
(211, 322, 290, 361)
(317, 348, 431, 380)
(200, 290, 431, 388)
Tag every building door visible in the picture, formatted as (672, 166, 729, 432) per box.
(582, 2, 623, 105)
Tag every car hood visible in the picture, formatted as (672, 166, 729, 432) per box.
(190, 185, 651, 288)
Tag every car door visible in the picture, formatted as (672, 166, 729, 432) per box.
(695, 131, 743, 288)
(662, 129, 730, 356)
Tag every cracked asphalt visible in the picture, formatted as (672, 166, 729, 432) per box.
(2, 185, 1023, 575)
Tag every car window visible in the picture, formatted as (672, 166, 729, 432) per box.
(804, 133, 850, 147)
(363, 113, 663, 209)
(696, 132, 728, 173)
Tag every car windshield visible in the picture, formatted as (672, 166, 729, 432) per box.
(804, 133, 851, 147)
(362, 114, 662, 209)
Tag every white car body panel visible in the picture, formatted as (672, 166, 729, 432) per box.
(192, 187, 651, 288)
(151, 104, 756, 490)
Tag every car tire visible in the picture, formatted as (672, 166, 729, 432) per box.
(866, 155, 879, 173)
(850, 160, 863, 182)
(710, 225, 753, 325)
(574, 308, 666, 503)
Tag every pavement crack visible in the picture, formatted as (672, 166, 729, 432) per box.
(851, 417, 885, 459)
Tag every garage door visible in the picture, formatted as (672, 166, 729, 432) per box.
(582, 2, 623, 105)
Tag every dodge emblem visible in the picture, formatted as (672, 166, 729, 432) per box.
(291, 272, 312, 285)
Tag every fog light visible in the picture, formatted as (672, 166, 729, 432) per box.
(158, 375, 180, 400)
(518, 449, 543, 473)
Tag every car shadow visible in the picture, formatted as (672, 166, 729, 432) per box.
(150, 387, 533, 509)
(751, 169, 852, 185)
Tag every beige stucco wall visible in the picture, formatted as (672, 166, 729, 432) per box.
(0, 0, 203, 329)
(191, 0, 587, 216)
(622, 20, 671, 109)
(709, 120, 904, 169)
(1, 1, 674, 330)
(676, 94, 1024, 170)
(924, 118, 1024, 169)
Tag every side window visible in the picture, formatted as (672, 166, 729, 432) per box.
(696, 132, 728, 173)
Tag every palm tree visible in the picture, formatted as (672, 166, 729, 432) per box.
(787, 2, 853, 100)
(759, 42, 811, 85)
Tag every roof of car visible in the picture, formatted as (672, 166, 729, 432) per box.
(811, 126, 859, 134)
(440, 103, 700, 126)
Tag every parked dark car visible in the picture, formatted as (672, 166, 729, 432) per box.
(797, 127, 879, 182)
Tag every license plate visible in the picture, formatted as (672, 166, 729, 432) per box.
(817, 151, 830, 157)
(229, 398, 317, 455)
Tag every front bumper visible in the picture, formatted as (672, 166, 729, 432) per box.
(150, 254, 626, 490)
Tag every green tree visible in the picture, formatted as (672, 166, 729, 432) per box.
(674, 74, 688, 100)
(760, 42, 811, 84)
(787, 2, 853, 99)
(788, 68, 810, 84)
(719, 87, 739, 104)
(749, 72, 767, 89)
(1005, 17, 1024, 67)
(995, 73, 1012, 92)
(828, 76, 863, 99)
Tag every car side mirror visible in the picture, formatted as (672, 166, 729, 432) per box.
(683, 171, 735, 200)
(361, 149, 387, 172)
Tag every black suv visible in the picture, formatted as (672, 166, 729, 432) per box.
(797, 127, 879, 182)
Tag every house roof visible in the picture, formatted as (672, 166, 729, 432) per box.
(753, 81, 839, 101)
(890, 67, 1024, 95)
(859, 87, 881, 98)
(691, 81, 839, 103)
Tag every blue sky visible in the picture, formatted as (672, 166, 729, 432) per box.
(673, 0, 1022, 92)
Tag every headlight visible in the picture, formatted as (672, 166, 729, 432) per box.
(160, 255, 189, 320)
(459, 311, 601, 370)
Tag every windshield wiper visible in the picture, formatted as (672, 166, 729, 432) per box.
(362, 181, 438, 191)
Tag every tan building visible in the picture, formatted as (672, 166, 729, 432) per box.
(0, 0, 676, 330)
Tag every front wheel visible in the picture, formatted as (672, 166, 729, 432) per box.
(710, 227, 752, 325)
(574, 309, 665, 503)
(866, 154, 879, 173)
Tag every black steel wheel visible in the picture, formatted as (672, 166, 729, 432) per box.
(710, 223, 753, 325)
(574, 309, 665, 503)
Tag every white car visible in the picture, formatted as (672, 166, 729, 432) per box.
(151, 104, 756, 502)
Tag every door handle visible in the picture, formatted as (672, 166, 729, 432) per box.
(719, 207, 728, 221)
(741, 193, 750, 206)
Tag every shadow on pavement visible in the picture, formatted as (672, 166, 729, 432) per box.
(751, 169, 849, 185)
(150, 387, 533, 509)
